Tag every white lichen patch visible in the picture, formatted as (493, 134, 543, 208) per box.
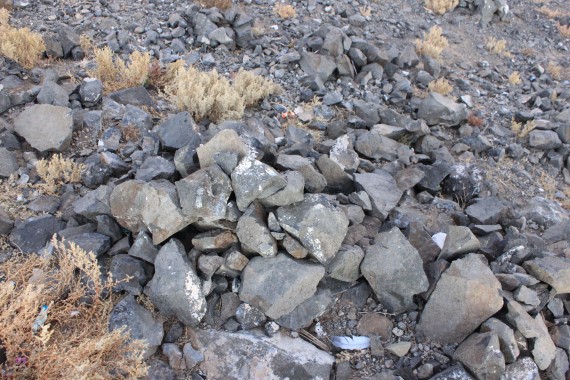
(185, 271, 207, 321)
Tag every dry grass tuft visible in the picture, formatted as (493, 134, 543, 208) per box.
(467, 112, 484, 127)
(0, 236, 148, 379)
(521, 47, 536, 57)
(197, 0, 232, 10)
(120, 125, 141, 142)
(35, 154, 84, 195)
(0, 176, 36, 222)
(165, 64, 244, 123)
(558, 23, 570, 37)
(359, 6, 372, 17)
(275, 4, 296, 19)
(234, 69, 282, 107)
(547, 61, 563, 80)
(508, 71, 522, 85)
(89, 47, 151, 93)
(511, 119, 536, 139)
(79, 34, 94, 57)
(165, 64, 279, 123)
(424, 0, 459, 15)
(0, 9, 45, 69)
(415, 26, 448, 61)
(485, 37, 509, 56)
(428, 78, 453, 95)
(537, 6, 564, 18)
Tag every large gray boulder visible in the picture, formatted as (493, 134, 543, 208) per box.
(109, 295, 164, 359)
(110, 180, 188, 244)
(176, 165, 232, 224)
(418, 254, 503, 343)
(354, 170, 403, 220)
(192, 329, 334, 379)
(144, 239, 206, 326)
(275, 194, 349, 264)
(361, 227, 428, 313)
(14, 104, 73, 152)
(239, 253, 325, 319)
(417, 92, 468, 126)
(232, 156, 287, 211)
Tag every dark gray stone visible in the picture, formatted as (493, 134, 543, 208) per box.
(354, 170, 403, 221)
(236, 303, 267, 330)
(418, 254, 503, 344)
(276, 194, 349, 264)
(9, 215, 65, 254)
(524, 256, 570, 294)
(299, 52, 337, 81)
(239, 253, 325, 319)
(154, 112, 200, 151)
(14, 104, 73, 152)
(232, 156, 287, 211)
(275, 287, 333, 330)
(135, 156, 176, 182)
(110, 254, 151, 295)
(128, 231, 159, 263)
(439, 226, 481, 261)
(108, 295, 163, 359)
(453, 332, 505, 380)
(417, 92, 468, 126)
(0, 147, 18, 179)
(529, 130, 562, 150)
(480, 318, 520, 363)
(192, 329, 334, 379)
(144, 239, 207, 326)
(236, 202, 277, 258)
(109, 86, 154, 108)
(176, 164, 232, 223)
(37, 81, 70, 107)
(192, 230, 238, 253)
(259, 171, 305, 208)
(276, 155, 327, 194)
(72, 185, 112, 219)
(361, 227, 428, 313)
(79, 78, 103, 107)
(66, 232, 111, 257)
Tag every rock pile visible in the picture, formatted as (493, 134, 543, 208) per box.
(1, 0, 570, 379)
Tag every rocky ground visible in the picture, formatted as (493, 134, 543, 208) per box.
(1, 0, 570, 379)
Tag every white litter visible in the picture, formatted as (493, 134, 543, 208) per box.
(431, 232, 447, 249)
(331, 336, 370, 350)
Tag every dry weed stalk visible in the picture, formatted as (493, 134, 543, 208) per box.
(511, 119, 536, 138)
(197, 0, 232, 10)
(558, 23, 570, 37)
(79, 34, 94, 57)
(415, 26, 448, 61)
(89, 47, 151, 93)
(537, 6, 563, 18)
(428, 78, 453, 95)
(165, 64, 279, 122)
(508, 71, 522, 85)
(0, 236, 148, 379)
(485, 37, 510, 56)
(275, 4, 296, 19)
(467, 112, 484, 127)
(0, 9, 45, 69)
(234, 69, 282, 107)
(547, 61, 563, 80)
(424, 0, 459, 15)
(359, 6, 372, 17)
(35, 154, 84, 195)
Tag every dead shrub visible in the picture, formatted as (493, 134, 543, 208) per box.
(165, 64, 279, 123)
(511, 119, 536, 138)
(547, 61, 563, 80)
(485, 37, 511, 57)
(197, 0, 232, 10)
(89, 47, 151, 93)
(0, 9, 45, 69)
(428, 78, 453, 95)
(467, 112, 484, 127)
(35, 154, 84, 195)
(0, 236, 148, 379)
(537, 6, 564, 18)
(275, 4, 296, 19)
(424, 0, 458, 15)
(508, 71, 522, 84)
(415, 26, 448, 61)
(234, 69, 281, 107)
(558, 23, 570, 37)
(359, 6, 372, 17)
